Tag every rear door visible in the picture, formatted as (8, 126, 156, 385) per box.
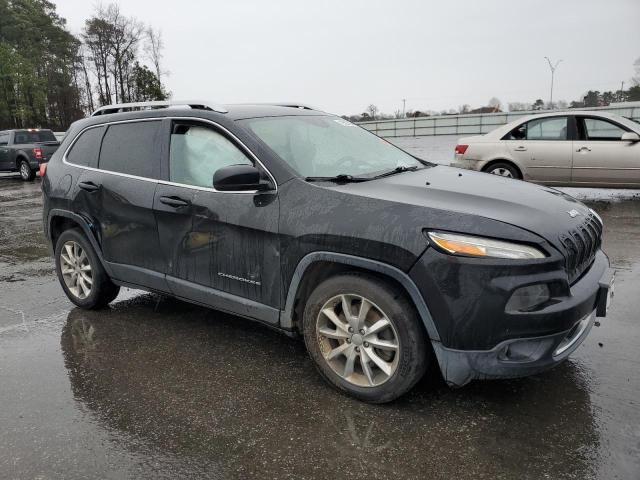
(74, 120, 168, 291)
(571, 116, 640, 186)
(154, 118, 281, 321)
(504, 116, 573, 184)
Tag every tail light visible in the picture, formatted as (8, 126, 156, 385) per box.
(39, 163, 47, 177)
(454, 144, 469, 155)
(32, 147, 44, 160)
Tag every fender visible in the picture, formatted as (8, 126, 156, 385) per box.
(14, 151, 30, 166)
(280, 251, 442, 343)
(47, 209, 113, 277)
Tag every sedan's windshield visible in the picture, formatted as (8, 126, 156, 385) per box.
(241, 116, 425, 178)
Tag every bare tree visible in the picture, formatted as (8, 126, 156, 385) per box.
(366, 104, 378, 120)
(83, 15, 114, 105)
(103, 4, 143, 103)
(145, 27, 165, 85)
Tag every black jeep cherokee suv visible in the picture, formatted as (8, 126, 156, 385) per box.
(42, 101, 614, 403)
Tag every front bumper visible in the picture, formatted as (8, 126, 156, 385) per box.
(411, 246, 613, 386)
(434, 309, 596, 387)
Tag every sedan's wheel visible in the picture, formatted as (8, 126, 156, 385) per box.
(484, 162, 520, 179)
(492, 167, 513, 177)
(55, 228, 120, 309)
(19, 160, 35, 181)
(60, 241, 93, 300)
(303, 273, 431, 403)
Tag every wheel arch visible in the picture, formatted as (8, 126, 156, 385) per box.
(48, 210, 110, 274)
(15, 151, 30, 168)
(280, 252, 442, 345)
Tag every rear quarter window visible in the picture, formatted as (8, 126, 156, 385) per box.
(66, 126, 105, 167)
(99, 121, 161, 178)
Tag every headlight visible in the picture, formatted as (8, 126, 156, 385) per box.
(427, 232, 546, 259)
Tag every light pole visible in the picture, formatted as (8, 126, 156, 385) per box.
(402, 98, 406, 118)
(544, 57, 562, 109)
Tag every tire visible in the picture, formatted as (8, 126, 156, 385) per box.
(19, 159, 35, 181)
(54, 228, 120, 309)
(483, 161, 520, 179)
(302, 273, 430, 403)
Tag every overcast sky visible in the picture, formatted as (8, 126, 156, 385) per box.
(54, 0, 640, 115)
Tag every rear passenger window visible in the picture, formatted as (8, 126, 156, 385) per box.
(169, 122, 252, 188)
(66, 127, 104, 167)
(99, 121, 161, 178)
(526, 117, 568, 140)
(0, 133, 8, 145)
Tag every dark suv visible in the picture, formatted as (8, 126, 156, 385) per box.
(42, 101, 614, 403)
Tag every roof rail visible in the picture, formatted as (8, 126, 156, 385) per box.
(91, 100, 228, 117)
(270, 102, 317, 110)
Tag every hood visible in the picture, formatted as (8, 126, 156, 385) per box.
(332, 165, 591, 247)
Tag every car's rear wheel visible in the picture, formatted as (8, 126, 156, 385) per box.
(55, 229, 120, 309)
(302, 273, 430, 403)
(484, 161, 520, 179)
(19, 159, 35, 181)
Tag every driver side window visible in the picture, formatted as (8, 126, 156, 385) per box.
(169, 122, 252, 188)
(582, 117, 627, 141)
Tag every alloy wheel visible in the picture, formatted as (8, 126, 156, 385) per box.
(20, 162, 30, 180)
(316, 294, 400, 387)
(60, 241, 93, 299)
(490, 167, 513, 178)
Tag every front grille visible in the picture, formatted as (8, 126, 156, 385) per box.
(559, 213, 602, 284)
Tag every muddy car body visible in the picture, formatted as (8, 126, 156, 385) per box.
(42, 101, 614, 402)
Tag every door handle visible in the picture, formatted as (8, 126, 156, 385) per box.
(159, 196, 190, 208)
(514, 146, 527, 151)
(576, 146, 592, 152)
(78, 181, 100, 192)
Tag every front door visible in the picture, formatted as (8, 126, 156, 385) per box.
(571, 116, 640, 187)
(504, 115, 573, 184)
(154, 119, 281, 322)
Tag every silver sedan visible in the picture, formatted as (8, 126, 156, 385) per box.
(451, 111, 640, 187)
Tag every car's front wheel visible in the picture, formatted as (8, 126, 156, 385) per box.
(302, 273, 430, 403)
(19, 159, 35, 181)
(55, 229, 120, 309)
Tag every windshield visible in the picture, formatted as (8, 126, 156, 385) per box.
(241, 116, 424, 178)
(14, 130, 57, 144)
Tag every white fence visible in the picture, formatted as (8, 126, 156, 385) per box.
(357, 103, 640, 138)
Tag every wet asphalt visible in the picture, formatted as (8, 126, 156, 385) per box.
(0, 173, 639, 480)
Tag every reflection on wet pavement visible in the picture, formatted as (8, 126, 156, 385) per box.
(0, 175, 639, 479)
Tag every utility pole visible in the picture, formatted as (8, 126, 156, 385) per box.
(402, 98, 406, 118)
(544, 57, 562, 109)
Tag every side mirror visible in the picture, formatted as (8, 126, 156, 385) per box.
(213, 164, 271, 192)
(621, 132, 640, 142)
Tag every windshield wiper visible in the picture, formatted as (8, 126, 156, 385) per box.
(305, 174, 369, 183)
(371, 165, 420, 179)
